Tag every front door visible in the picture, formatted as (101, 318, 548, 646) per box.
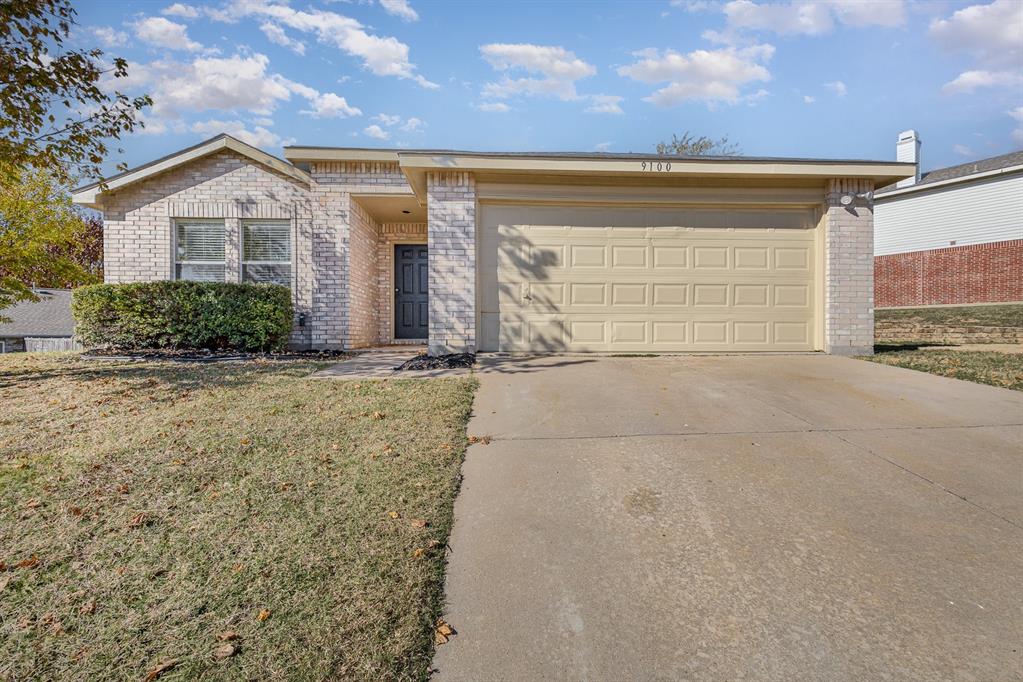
(394, 245, 428, 339)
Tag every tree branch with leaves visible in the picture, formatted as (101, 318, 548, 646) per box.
(656, 132, 741, 157)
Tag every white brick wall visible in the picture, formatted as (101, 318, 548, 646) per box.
(427, 172, 476, 355)
(824, 178, 875, 356)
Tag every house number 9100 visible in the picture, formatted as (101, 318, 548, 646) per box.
(640, 161, 671, 172)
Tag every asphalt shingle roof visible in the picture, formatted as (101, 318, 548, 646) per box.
(0, 289, 76, 337)
(877, 149, 1023, 194)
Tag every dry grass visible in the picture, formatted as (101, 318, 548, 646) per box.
(0, 353, 477, 681)
(863, 349, 1023, 391)
(875, 304, 1023, 328)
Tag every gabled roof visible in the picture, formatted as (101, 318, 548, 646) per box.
(0, 289, 76, 338)
(877, 149, 1023, 197)
(71, 134, 312, 208)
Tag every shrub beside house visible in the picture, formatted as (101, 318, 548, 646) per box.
(72, 281, 293, 352)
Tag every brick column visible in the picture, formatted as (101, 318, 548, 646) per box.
(427, 172, 476, 355)
(824, 178, 875, 356)
(309, 183, 348, 350)
(225, 217, 241, 282)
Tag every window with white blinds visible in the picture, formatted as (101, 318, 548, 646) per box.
(175, 221, 226, 282)
(242, 221, 291, 287)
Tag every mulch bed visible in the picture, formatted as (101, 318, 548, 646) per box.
(81, 348, 352, 363)
(393, 353, 476, 372)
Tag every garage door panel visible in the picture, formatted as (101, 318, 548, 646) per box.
(480, 205, 817, 352)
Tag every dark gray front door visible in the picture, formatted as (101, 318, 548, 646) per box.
(394, 245, 428, 339)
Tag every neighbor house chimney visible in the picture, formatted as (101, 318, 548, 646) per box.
(896, 129, 920, 188)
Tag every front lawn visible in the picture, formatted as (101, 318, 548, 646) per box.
(875, 303, 1023, 328)
(0, 353, 476, 680)
(863, 348, 1023, 391)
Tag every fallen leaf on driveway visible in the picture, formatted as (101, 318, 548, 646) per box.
(434, 618, 456, 645)
(467, 435, 492, 445)
(144, 659, 178, 681)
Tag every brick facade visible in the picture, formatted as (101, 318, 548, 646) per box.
(426, 172, 477, 355)
(875, 239, 1023, 308)
(94, 148, 881, 356)
(824, 178, 875, 356)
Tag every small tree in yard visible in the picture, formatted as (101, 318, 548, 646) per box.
(656, 132, 741, 156)
(0, 0, 148, 314)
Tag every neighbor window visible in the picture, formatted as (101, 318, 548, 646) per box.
(175, 220, 226, 282)
(243, 221, 291, 287)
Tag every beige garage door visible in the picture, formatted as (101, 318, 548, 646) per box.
(479, 204, 819, 352)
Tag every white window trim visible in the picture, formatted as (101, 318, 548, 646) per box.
(241, 219, 293, 287)
(173, 219, 227, 282)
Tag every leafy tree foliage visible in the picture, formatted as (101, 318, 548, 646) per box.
(0, 0, 151, 184)
(656, 132, 741, 156)
(0, 165, 101, 317)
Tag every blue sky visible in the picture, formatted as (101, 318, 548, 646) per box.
(76, 0, 1023, 175)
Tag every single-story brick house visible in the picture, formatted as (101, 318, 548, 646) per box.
(72, 135, 913, 355)
(874, 131, 1023, 308)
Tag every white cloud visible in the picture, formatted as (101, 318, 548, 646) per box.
(585, 94, 624, 114)
(209, 0, 437, 88)
(594, 141, 612, 152)
(363, 124, 390, 140)
(672, 0, 712, 10)
(374, 113, 402, 126)
(162, 3, 200, 19)
(133, 16, 203, 52)
(1008, 106, 1023, 143)
(108, 52, 360, 125)
(260, 22, 305, 55)
(400, 117, 425, 132)
(190, 118, 283, 148)
(930, 0, 1023, 97)
(380, 0, 419, 22)
(91, 26, 129, 48)
(953, 144, 974, 157)
(303, 92, 361, 118)
(823, 80, 847, 97)
(617, 44, 773, 107)
(480, 43, 596, 101)
(720, 0, 905, 37)
(475, 102, 510, 112)
(803, 94, 815, 103)
(941, 70, 1023, 94)
(929, 0, 1022, 69)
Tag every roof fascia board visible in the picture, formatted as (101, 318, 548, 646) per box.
(72, 136, 311, 208)
(875, 163, 1023, 199)
(283, 147, 400, 163)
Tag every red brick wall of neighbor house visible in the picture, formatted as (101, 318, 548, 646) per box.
(874, 239, 1023, 307)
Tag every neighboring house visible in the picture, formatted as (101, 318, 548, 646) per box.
(72, 134, 913, 356)
(874, 131, 1023, 308)
(0, 289, 79, 353)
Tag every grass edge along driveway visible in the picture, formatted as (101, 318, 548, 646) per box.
(0, 353, 477, 681)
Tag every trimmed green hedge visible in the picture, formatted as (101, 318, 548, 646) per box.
(72, 281, 293, 351)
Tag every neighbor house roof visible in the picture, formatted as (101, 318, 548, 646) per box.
(876, 149, 1023, 197)
(0, 289, 76, 338)
(284, 146, 916, 204)
(71, 134, 313, 208)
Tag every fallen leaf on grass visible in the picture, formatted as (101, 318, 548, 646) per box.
(371, 411, 385, 420)
(16, 555, 40, 569)
(217, 630, 240, 641)
(434, 618, 456, 645)
(215, 643, 238, 659)
(24, 498, 41, 508)
(145, 659, 178, 681)
(388, 511, 401, 519)
(256, 609, 271, 621)
(80, 599, 96, 615)
(127, 513, 148, 528)
(239, 437, 252, 447)
(410, 519, 428, 529)
(427, 539, 442, 549)
(412, 548, 426, 560)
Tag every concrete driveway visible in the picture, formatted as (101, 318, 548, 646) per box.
(433, 355, 1023, 681)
